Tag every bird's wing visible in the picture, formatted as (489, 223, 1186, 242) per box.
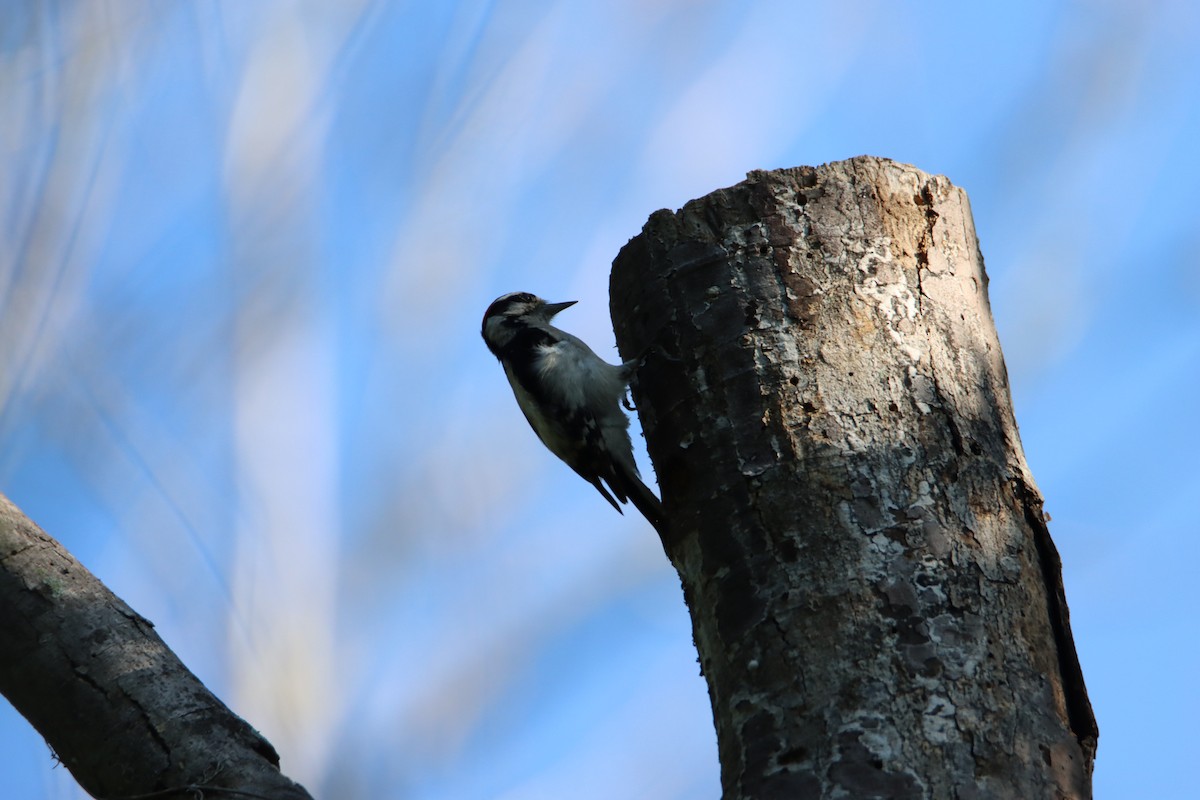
(501, 327, 629, 512)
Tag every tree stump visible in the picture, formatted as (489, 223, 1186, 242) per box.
(611, 156, 1097, 799)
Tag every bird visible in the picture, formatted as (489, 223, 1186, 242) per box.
(481, 291, 667, 533)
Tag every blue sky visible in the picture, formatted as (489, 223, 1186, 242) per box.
(2, 1, 1198, 797)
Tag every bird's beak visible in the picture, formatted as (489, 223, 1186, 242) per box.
(544, 300, 577, 318)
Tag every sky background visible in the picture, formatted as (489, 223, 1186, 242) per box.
(2, 1, 1198, 798)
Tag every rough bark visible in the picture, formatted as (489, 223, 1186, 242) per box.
(0, 492, 313, 800)
(610, 156, 1097, 799)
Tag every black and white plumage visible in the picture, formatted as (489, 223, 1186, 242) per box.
(481, 291, 666, 533)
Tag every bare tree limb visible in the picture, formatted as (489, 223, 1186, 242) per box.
(0, 493, 313, 800)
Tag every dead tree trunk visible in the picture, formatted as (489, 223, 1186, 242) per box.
(0, 493, 313, 800)
(610, 156, 1097, 799)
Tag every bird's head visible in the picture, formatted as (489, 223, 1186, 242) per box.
(481, 292, 577, 351)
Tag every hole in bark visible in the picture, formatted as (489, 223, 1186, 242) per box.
(778, 539, 800, 562)
(779, 745, 809, 764)
(880, 525, 907, 545)
(789, 376, 799, 386)
(745, 300, 760, 326)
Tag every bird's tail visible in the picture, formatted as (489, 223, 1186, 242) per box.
(607, 467, 668, 537)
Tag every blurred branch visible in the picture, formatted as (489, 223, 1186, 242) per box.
(0, 492, 313, 800)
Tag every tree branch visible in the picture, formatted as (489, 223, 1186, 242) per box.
(0, 493, 313, 800)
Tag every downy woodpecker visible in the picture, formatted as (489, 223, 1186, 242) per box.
(481, 292, 666, 533)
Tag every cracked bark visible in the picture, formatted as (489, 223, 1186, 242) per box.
(610, 156, 1097, 799)
(0, 492, 313, 800)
